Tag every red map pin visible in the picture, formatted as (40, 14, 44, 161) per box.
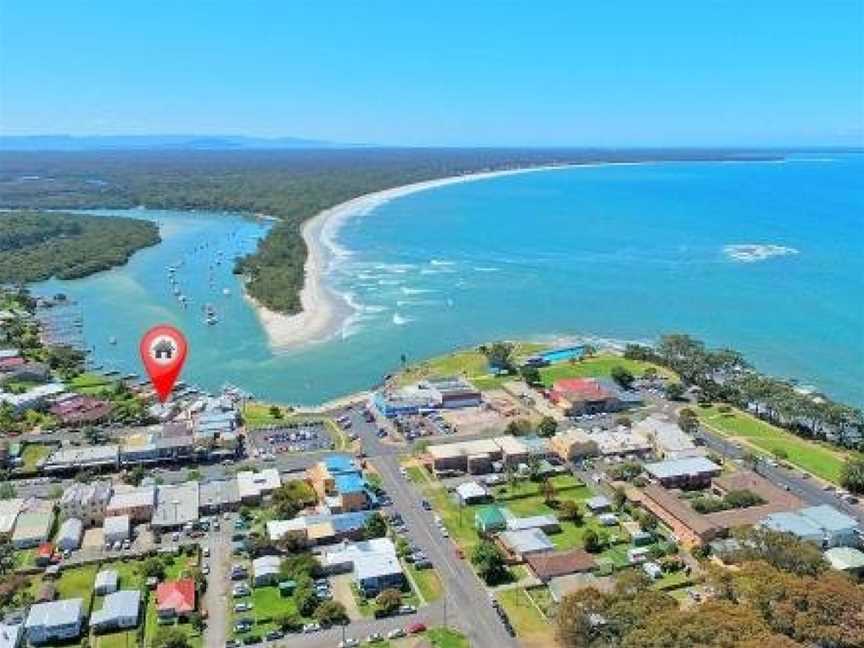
(140, 324, 188, 402)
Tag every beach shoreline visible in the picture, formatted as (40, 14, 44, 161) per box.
(249, 163, 578, 350)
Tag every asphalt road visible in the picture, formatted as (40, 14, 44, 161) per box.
(692, 427, 864, 526)
(333, 404, 517, 648)
(371, 454, 517, 648)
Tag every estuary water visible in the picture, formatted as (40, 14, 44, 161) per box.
(35, 154, 864, 406)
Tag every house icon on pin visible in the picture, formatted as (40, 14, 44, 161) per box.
(153, 339, 176, 360)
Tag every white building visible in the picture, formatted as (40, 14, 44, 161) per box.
(24, 599, 84, 644)
(152, 482, 199, 530)
(0, 383, 65, 414)
(59, 481, 112, 527)
(236, 469, 281, 503)
(55, 518, 83, 552)
(633, 416, 704, 459)
(103, 515, 130, 544)
(89, 590, 140, 632)
(322, 537, 404, 596)
(0, 498, 23, 538)
(252, 555, 282, 586)
(95, 570, 119, 596)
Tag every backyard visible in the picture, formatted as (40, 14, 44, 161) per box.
(696, 404, 858, 483)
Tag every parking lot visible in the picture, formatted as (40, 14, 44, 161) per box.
(249, 420, 335, 457)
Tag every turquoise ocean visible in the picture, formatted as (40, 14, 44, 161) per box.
(34, 154, 864, 406)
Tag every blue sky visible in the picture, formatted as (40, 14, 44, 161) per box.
(1, 1, 862, 146)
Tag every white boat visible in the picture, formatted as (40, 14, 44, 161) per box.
(222, 288, 231, 296)
(108, 336, 117, 345)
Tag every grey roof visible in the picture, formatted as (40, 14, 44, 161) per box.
(95, 570, 119, 591)
(824, 547, 864, 571)
(252, 555, 281, 578)
(0, 619, 23, 648)
(60, 481, 112, 508)
(761, 511, 823, 539)
(90, 590, 140, 627)
(25, 599, 83, 629)
(500, 528, 555, 555)
(152, 482, 199, 527)
(644, 456, 721, 480)
(199, 479, 240, 507)
(799, 505, 859, 533)
(56, 518, 83, 546)
(355, 551, 403, 582)
(103, 515, 130, 537)
(586, 495, 611, 510)
(456, 481, 487, 500)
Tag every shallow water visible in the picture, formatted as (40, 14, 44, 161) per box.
(35, 154, 864, 406)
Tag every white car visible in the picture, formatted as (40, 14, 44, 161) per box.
(338, 639, 359, 648)
(303, 623, 321, 633)
(386, 629, 406, 639)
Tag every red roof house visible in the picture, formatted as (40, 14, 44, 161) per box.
(550, 378, 620, 415)
(35, 542, 55, 566)
(156, 579, 196, 617)
(0, 356, 25, 371)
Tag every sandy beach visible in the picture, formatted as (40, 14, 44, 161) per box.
(251, 164, 575, 349)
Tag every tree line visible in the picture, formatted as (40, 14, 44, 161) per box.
(0, 210, 159, 283)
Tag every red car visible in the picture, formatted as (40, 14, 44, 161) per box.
(407, 623, 426, 635)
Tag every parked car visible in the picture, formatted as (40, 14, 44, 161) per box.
(386, 629, 406, 640)
(366, 633, 383, 643)
(407, 623, 426, 634)
(337, 639, 359, 648)
(264, 630, 284, 641)
(302, 623, 321, 633)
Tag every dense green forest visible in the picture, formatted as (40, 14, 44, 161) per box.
(0, 210, 159, 282)
(0, 149, 778, 312)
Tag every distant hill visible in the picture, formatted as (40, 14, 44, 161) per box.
(0, 134, 364, 151)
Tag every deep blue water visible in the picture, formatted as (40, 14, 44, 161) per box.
(35, 155, 864, 406)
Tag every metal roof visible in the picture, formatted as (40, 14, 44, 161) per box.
(90, 590, 140, 627)
(799, 505, 858, 533)
(500, 528, 555, 555)
(25, 599, 83, 629)
(644, 456, 721, 480)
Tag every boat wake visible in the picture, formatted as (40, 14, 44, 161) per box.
(724, 244, 800, 263)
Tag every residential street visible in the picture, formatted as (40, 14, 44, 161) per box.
(203, 519, 232, 648)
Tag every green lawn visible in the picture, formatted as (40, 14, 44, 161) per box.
(696, 404, 857, 483)
(394, 342, 547, 389)
(34, 563, 99, 611)
(19, 443, 51, 471)
(496, 588, 551, 639)
(405, 563, 443, 603)
(70, 372, 116, 395)
(248, 585, 298, 634)
(539, 353, 675, 387)
(95, 629, 139, 648)
(426, 628, 471, 648)
(15, 548, 37, 568)
(653, 570, 692, 592)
